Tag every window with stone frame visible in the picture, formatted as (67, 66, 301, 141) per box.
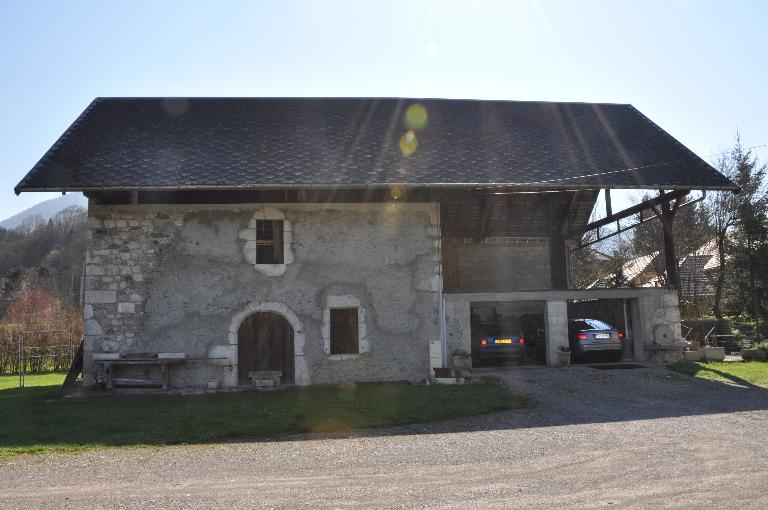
(330, 307, 359, 355)
(255, 220, 284, 264)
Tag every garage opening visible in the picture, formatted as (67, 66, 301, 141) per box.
(567, 298, 635, 363)
(470, 301, 546, 366)
(237, 312, 295, 385)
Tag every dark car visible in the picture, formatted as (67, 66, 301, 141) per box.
(568, 318, 624, 361)
(474, 327, 527, 365)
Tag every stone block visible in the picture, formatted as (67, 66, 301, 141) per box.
(158, 352, 186, 360)
(84, 319, 103, 336)
(93, 353, 120, 361)
(85, 290, 116, 304)
(101, 340, 119, 353)
(117, 302, 135, 314)
(86, 264, 106, 276)
(704, 346, 725, 361)
(683, 350, 704, 361)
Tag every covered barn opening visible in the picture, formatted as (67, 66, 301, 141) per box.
(567, 298, 637, 363)
(470, 301, 546, 366)
(237, 312, 294, 385)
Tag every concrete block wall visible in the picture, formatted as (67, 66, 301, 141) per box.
(454, 240, 550, 292)
(82, 202, 441, 388)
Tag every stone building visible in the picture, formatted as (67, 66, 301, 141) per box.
(15, 98, 735, 389)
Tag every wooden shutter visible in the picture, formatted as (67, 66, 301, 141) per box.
(255, 220, 284, 264)
(272, 220, 284, 263)
(330, 308, 359, 355)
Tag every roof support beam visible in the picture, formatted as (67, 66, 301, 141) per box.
(568, 189, 689, 238)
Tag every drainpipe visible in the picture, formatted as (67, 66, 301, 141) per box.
(437, 203, 448, 367)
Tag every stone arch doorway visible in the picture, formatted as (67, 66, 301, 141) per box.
(237, 312, 295, 385)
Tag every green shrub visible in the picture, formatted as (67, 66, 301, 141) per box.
(755, 341, 768, 352)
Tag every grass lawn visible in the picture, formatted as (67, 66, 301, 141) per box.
(669, 360, 768, 387)
(0, 372, 528, 458)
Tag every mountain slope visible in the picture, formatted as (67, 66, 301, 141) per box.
(1, 194, 87, 230)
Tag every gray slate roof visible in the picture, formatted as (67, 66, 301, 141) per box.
(15, 97, 736, 193)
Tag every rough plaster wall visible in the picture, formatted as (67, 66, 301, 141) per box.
(83, 202, 441, 388)
(455, 241, 550, 292)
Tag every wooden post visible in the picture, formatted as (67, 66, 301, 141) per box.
(548, 193, 571, 290)
(549, 229, 569, 289)
(659, 195, 679, 289)
(18, 331, 24, 389)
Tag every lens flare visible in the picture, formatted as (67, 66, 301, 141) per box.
(399, 130, 418, 156)
(404, 103, 428, 131)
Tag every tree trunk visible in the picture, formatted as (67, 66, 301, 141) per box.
(713, 233, 726, 320)
(747, 235, 762, 341)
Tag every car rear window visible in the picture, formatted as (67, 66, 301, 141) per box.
(572, 319, 613, 330)
(585, 319, 613, 330)
(571, 320, 592, 330)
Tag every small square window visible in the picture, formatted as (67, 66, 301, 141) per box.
(255, 220, 284, 264)
(330, 308, 359, 355)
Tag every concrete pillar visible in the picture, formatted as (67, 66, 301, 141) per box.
(444, 300, 471, 366)
(545, 299, 569, 367)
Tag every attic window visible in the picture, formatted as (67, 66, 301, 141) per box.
(256, 220, 284, 264)
(330, 308, 359, 355)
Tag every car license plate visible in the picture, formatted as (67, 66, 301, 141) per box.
(595, 334, 610, 339)
(495, 338, 513, 344)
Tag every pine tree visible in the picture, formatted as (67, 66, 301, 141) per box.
(721, 140, 768, 335)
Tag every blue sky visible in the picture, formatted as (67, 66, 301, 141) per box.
(1, 0, 766, 219)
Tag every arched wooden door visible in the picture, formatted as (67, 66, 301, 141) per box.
(237, 312, 294, 385)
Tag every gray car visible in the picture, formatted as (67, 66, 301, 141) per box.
(568, 318, 624, 362)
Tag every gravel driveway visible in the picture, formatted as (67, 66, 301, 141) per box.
(2, 365, 768, 509)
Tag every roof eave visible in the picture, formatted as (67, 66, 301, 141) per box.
(14, 182, 740, 194)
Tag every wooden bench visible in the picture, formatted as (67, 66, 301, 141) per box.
(94, 353, 186, 390)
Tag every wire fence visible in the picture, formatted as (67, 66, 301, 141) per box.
(17, 328, 78, 389)
(1, 326, 79, 387)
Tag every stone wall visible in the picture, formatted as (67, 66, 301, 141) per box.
(83, 202, 441, 388)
